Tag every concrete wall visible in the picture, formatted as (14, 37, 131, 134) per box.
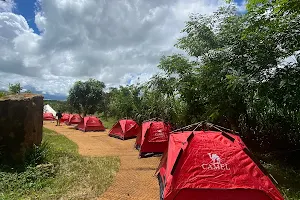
(0, 94, 44, 164)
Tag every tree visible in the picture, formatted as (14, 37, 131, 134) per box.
(107, 85, 141, 119)
(154, 55, 206, 124)
(9, 83, 22, 94)
(153, 3, 300, 152)
(139, 82, 188, 127)
(67, 79, 105, 116)
(106, 83, 187, 126)
(246, 0, 300, 15)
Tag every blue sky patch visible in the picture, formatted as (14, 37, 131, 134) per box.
(13, 0, 40, 34)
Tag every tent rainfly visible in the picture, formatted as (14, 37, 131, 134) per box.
(66, 114, 82, 125)
(108, 119, 140, 140)
(135, 120, 171, 158)
(76, 116, 105, 132)
(43, 112, 55, 121)
(60, 113, 70, 123)
(156, 123, 284, 200)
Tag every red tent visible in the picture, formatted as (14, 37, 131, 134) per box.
(43, 112, 55, 120)
(60, 113, 70, 123)
(108, 119, 139, 140)
(135, 120, 171, 157)
(76, 116, 105, 132)
(156, 129, 284, 200)
(66, 114, 82, 125)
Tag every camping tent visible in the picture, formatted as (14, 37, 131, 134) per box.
(66, 114, 82, 125)
(135, 120, 171, 157)
(108, 119, 140, 140)
(43, 104, 56, 116)
(156, 124, 284, 200)
(76, 116, 105, 132)
(43, 112, 55, 120)
(60, 113, 70, 123)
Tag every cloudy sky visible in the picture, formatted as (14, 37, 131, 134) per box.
(0, 0, 245, 98)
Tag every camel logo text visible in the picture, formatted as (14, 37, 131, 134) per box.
(201, 153, 230, 171)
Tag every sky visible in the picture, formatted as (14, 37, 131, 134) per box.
(0, 0, 246, 99)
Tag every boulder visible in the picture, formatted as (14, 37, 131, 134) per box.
(0, 93, 44, 164)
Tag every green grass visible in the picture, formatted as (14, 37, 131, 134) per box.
(102, 117, 117, 129)
(0, 128, 120, 200)
(95, 114, 117, 129)
(263, 162, 300, 200)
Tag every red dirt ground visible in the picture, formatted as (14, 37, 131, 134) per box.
(44, 121, 160, 200)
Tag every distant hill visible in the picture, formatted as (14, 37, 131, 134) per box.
(43, 94, 67, 101)
(23, 85, 67, 100)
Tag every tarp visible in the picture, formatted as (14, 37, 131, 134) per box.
(135, 121, 171, 156)
(43, 112, 55, 120)
(108, 119, 140, 140)
(77, 116, 105, 132)
(156, 131, 284, 200)
(43, 104, 56, 116)
(66, 114, 82, 125)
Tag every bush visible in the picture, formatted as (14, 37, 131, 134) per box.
(0, 91, 7, 98)
(24, 142, 49, 167)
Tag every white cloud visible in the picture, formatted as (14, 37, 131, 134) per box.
(0, 0, 245, 96)
(0, 0, 15, 12)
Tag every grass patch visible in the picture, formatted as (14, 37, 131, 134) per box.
(0, 128, 120, 200)
(263, 162, 300, 200)
(96, 114, 117, 129)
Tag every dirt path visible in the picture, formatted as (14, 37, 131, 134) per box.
(43, 121, 160, 200)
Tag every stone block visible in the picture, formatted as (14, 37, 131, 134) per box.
(0, 93, 44, 164)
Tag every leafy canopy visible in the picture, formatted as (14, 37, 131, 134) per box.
(246, 0, 300, 14)
(68, 79, 105, 115)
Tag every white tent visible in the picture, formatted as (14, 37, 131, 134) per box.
(43, 104, 56, 116)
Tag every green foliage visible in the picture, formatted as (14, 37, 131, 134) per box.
(0, 128, 119, 199)
(107, 85, 141, 120)
(105, 81, 187, 127)
(158, 54, 196, 75)
(262, 160, 300, 199)
(246, 0, 300, 15)
(24, 143, 49, 167)
(95, 113, 117, 128)
(137, 85, 186, 125)
(0, 164, 56, 200)
(44, 100, 73, 113)
(68, 79, 106, 115)
(8, 83, 22, 94)
(0, 91, 6, 98)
